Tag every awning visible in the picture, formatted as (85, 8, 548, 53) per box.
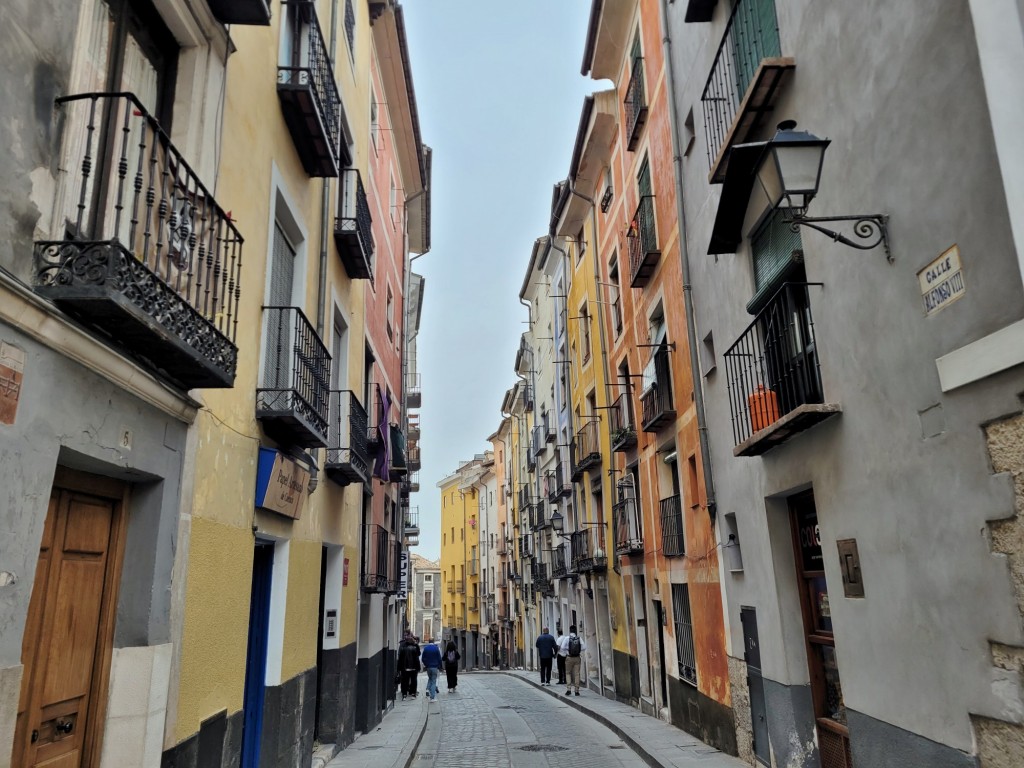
(707, 141, 768, 255)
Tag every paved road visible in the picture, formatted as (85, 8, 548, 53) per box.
(415, 674, 642, 768)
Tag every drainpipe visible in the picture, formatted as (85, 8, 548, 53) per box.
(659, 0, 717, 520)
(317, 0, 340, 337)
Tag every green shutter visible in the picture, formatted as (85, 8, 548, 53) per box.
(746, 209, 802, 314)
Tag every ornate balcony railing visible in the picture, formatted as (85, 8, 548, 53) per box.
(610, 393, 637, 451)
(571, 419, 602, 481)
(256, 306, 331, 447)
(570, 528, 607, 573)
(624, 56, 648, 151)
(701, 0, 790, 182)
(325, 390, 370, 485)
(614, 494, 644, 556)
(403, 505, 419, 534)
(334, 168, 374, 278)
(33, 93, 243, 389)
(627, 195, 660, 288)
(552, 543, 569, 579)
(278, 0, 343, 177)
(660, 495, 685, 557)
(641, 344, 675, 432)
(361, 524, 394, 593)
(724, 283, 836, 455)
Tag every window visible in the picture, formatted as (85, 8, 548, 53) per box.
(371, 98, 379, 151)
(344, 0, 355, 56)
(423, 617, 433, 640)
(671, 583, 697, 685)
(576, 228, 586, 262)
(423, 590, 432, 608)
(390, 174, 397, 227)
(263, 223, 298, 389)
(609, 255, 622, 336)
(581, 305, 591, 363)
(386, 286, 394, 340)
(424, 573, 432, 583)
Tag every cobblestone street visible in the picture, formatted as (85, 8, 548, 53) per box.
(415, 674, 640, 768)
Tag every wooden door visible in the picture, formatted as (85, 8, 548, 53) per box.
(14, 472, 127, 768)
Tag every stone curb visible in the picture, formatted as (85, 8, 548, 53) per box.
(400, 697, 431, 768)
(490, 670, 666, 768)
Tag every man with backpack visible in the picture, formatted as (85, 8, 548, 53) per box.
(559, 624, 586, 696)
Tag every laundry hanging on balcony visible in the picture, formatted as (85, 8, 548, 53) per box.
(389, 425, 407, 476)
(641, 321, 667, 395)
(372, 385, 391, 482)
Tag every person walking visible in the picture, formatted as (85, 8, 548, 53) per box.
(443, 640, 461, 692)
(554, 627, 567, 685)
(535, 627, 558, 685)
(398, 634, 421, 700)
(559, 624, 586, 696)
(421, 637, 442, 702)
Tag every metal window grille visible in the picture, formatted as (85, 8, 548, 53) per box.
(344, 0, 355, 52)
(671, 583, 698, 686)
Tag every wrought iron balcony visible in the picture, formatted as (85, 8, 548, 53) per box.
(610, 393, 637, 451)
(361, 524, 394, 593)
(545, 419, 557, 443)
(33, 93, 242, 390)
(552, 543, 570, 579)
(641, 344, 675, 432)
(724, 283, 838, 456)
(518, 485, 531, 514)
(614, 495, 643, 556)
(468, 559, 478, 576)
(519, 533, 533, 559)
(447, 582, 455, 594)
(406, 372, 422, 408)
(468, 596, 479, 611)
(207, 0, 270, 25)
(278, 1, 343, 177)
(325, 390, 370, 485)
(528, 500, 548, 531)
(407, 440, 421, 471)
(334, 168, 374, 277)
(531, 425, 545, 460)
(408, 412, 421, 439)
(624, 56, 648, 151)
(407, 471, 420, 492)
(456, 579, 465, 594)
(627, 196, 660, 287)
(256, 306, 331, 447)
(701, 0, 792, 182)
(570, 528, 608, 573)
(515, 335, 532, 376)
(403, 505, 419, 535)
(660, 495, 685, 557)
(570, 419, 602, 481)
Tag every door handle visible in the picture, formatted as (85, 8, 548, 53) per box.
(31, 729, 38, 744)
(56, 719, 73, 734)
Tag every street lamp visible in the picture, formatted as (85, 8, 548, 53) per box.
(754, 120, 892, 263)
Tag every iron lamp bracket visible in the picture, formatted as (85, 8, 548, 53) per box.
(785, 213, 892, 264)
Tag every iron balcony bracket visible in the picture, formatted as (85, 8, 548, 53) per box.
(785, 214, 892, 264)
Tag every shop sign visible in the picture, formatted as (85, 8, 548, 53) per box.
(343, 557, 349, 586)
(796, 505, 823, 572)
(398, 549, 409, 600)
(918, 245, 966, 316)
(254, 447, 309, 519)
(0, 342, 25, 425)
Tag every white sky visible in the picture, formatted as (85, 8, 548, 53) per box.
(402, 1, 597, 560)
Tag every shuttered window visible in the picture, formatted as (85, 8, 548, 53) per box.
(671, 583, 698, 686)
(747, 207, 803, 314)
(264, 224, 296, 389)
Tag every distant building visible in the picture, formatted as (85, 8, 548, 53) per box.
(408, 554, 441, 642)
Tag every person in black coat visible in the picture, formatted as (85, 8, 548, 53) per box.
(443, 640, 461, 692)
(398, 636, 421, 699)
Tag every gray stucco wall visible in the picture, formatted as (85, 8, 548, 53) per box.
(665, 0, 1024, 763)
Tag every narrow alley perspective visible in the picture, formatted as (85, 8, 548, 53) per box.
(2, 1, 1024, 768)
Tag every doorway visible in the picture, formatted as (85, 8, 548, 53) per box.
(741, 607, 770, 766)
(788, 491, 851, 768)
(651, 600, 669, 707)
(241, 541, 275, 768)
(14, 470, 128, 768)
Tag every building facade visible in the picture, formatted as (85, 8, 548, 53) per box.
(407, 554, 440, 643)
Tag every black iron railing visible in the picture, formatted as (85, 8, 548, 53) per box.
(278, 1, 342, 174)
(518, 485, 532, 515)
(406, 372, 422, 405)
(403, 505, 419, 531)
(335, 168, 374, 277)
(610, 393, 637, 450)
(641, 344, 675, 432)
(362, 524, 394, 592)
(571, 419, 602, 480)
(570, 528, 607, 573)
(552, 543, 569, 578)
(325, 389, 370, 483)
(33, 92, 243, 388)
(627, 196, 659, 287)
(532, 425, 545, 459)
(614, 494, 643, 555)
(257, 306, 331, 446)
(701, 0, 782, 170)
(660, 495, 685, 557)
(624, 56, 648, 151)
(529, 500, 547, 530)
(724, 283, 824, 446)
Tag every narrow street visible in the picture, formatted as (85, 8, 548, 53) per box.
(329, 672, 744, 768)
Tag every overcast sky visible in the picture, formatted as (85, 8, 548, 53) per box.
(402, 1, 597, 561)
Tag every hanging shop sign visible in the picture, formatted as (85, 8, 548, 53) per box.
(796, 505, 823, 572)
(254, 447, 309, 520)
(398, 549, 410, 600)
(918, 245, 966, 317)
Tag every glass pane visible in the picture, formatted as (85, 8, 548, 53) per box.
(816, 645, 846, 725)
(809, 575, 832, 633)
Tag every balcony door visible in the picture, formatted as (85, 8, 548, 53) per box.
(263, 224, 298, 394)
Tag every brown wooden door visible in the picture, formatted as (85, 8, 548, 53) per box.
(14, 474, 127, 768)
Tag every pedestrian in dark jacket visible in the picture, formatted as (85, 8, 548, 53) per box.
(444, 640, 461, 692)
(535, 627, 558, 685)
(398, 636, 421, 699)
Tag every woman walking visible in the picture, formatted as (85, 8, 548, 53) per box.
(444, 639, 461, 692)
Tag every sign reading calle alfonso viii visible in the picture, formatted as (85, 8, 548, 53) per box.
(255, 447, 310, 519)
(918, 245, 966, 317)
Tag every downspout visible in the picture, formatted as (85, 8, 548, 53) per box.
(518, 294, 537, 665)
(317, 0, 340, 337)
(660, 0, 717, 520)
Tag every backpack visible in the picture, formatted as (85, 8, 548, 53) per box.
(567, 635, 582, 658)
(447, 650, 457, 663)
